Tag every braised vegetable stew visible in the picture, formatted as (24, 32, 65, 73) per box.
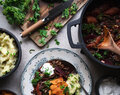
(82, 0, 120, 65)
(31, 60, 81, 95)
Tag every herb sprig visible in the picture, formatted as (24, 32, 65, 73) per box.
(29, 0, 40, 22)
(32, 71, 42, 86)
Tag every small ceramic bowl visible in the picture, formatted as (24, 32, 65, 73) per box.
(0, 28, 22, 79)
(0, 90, 16, 95)
(95, 75, 120, 95)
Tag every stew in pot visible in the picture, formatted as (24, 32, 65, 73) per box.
(82, 0, 120, 66)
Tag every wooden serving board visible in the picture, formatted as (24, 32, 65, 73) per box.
(21, 0, 88, 47)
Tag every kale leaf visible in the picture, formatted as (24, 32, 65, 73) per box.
(0, 0, 31, 25)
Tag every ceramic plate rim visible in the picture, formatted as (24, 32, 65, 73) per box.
(21, 48, 93, 95)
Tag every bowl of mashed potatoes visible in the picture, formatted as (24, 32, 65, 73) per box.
(0, 28, 22, 79)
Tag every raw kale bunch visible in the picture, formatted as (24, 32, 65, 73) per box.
(0, 0, 31, 25)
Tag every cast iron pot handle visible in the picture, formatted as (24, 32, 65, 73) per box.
(67, 18, 82, 48)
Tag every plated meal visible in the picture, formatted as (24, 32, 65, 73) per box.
(82, 0, 120, 66)
(21, 48, 92, 95)
(0, 32, 18, 77)
(32, 60, 81, 95)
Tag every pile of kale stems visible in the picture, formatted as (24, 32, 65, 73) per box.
(0, 0, 31, 25)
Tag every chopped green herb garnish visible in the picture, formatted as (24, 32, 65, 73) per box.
(93, 52, 103, 59)
(70, 3, 78, 15)
(55, 39, 60, 45)
(10, 53, 16, 56)
(54, 23, 63, 29)
(62, 8, 69, 19)
(97, 13, 104, 21)
(50, 30, 57, 36)
(70, 84, 74, 88)
(48, 3, 54, 8)
(19, 41, 22, 44)
(0, 47, 2, 51)
(116, 34, 120, 40)
(38, 37, 46, 45)
(82, 23, 95, 33)
(46, 45, 49, 48)
(0, 0, 4, 5)
(32, 71, 42, 86)
(82, 23, 101, 35)
(69, 74, 73, 77)
(63, 87, 69, 94)
(103, 51, 108, 56)
(63, 0, 68, 2)
(13, 53, 16, 56)
(28, 17, 34, 21)
(39, 29, 48, 37)
(6, 51, 9, 55)
(44, 80, 51, 88)
(29, 0, 40, 22)
(29, 49, 35, 54)
(44, 26, 48, 30)
(60, 85, 65, 89)
(44, 69, 50, 76)
(94, 27, 101, 35)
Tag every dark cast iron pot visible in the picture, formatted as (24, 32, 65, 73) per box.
(67, 0, 120, 69)
(0, 28, 22, 79)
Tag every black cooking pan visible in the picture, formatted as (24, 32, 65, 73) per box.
(67, 0, 120, 69)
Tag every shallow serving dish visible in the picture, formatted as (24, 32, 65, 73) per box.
(0, 28, 22, 79)
(95, 75, 120, 95)
(21, 48, 92, 95)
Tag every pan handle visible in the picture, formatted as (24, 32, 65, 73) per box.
(67, 18, 83, 48)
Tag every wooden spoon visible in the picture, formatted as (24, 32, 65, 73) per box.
(98, 26, 120, 55)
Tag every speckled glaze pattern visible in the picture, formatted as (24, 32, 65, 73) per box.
(21, 48, 92, 95)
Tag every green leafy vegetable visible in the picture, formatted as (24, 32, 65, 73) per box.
(3, 6, 25, 25)
(63, 87, 69, 94)
(29, 49, 35, 54)
(93, 52, 103, 59)
(60, 85, 65, 89)
(97, 13, 104, 21)
(39, 29, 48, 37)
(0, 0, 31, 25)
(44, 80, 51, 88)
(38, 37, 46, 45)
(46, 45, 49, 48)
(44, 26, 48, 30)
(48, 3, 54, 8)
(63, 0, 68, 2)
(50, 30, 57, 36)
(0, 0, 4, 5)
(6, 51, 9, 55)
(82, 23, 95, 33)
(54, 23, 63, 29)
(29, 0, 40, 22)
(62, 8, 69, 19)
(82, 23, 101, 35)
(32, 71, 42, 86)
(19, 41, 22, 44)
(55, 39, 60, 45)
(70, 3, 78, 15)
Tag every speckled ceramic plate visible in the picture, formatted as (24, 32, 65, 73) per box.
(21, 48, 92, 95)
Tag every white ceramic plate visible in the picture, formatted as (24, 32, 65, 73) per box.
(21, 48, 92, 95)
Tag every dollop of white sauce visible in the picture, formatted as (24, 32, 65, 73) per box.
(41, 63, 54, 76)
(99, 78, 120, 95)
